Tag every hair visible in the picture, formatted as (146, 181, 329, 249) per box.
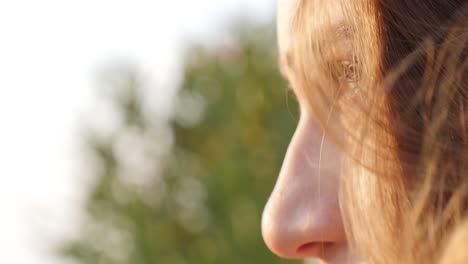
(286, 0, 468, 263)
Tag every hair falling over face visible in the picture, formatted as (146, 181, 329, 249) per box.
(287, 0, 468, 263)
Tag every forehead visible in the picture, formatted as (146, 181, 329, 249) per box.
(277, 0, 300, 57)
(277, 0, 346, 61)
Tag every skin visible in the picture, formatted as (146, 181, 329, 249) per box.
(261, 1, 360, 263)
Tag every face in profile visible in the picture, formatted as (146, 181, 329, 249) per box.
(263, 0, 468, 263)
(261, 0, 359, 263)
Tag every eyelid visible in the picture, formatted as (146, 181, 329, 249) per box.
(279, 61, 289, 81)
(340, 59, 360, 82)
(329, 56, 363, 102)
(333, 56, 361, 88)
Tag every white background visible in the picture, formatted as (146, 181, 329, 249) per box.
(0, 1, 275, 263)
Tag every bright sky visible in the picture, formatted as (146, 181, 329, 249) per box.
(0, 1, 275, 263)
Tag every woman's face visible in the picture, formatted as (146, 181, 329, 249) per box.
(262, 1, 359, 263)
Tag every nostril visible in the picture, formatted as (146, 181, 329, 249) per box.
(297, 242, 317, 253)
(297, 242, 334, 256)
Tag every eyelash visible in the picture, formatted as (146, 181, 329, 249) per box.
(333, 59, 361, 100)
(339, 60, 360, 83)
(287, 85, 297, 101)
(282, 58, 362, 109)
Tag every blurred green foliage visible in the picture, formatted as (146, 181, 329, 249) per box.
(61, 21, 300, 264)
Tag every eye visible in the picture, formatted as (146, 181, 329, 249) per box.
(340, 59, 360, 84)
(332, 57, 361, 100)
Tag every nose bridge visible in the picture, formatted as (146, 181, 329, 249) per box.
(286, 112, 341, 172)
(262, 114, 345, 259)
(278, 113, 340, 195)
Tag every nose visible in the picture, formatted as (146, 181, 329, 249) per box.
(261, 113, 346, 259)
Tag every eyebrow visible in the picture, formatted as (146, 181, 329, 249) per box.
(278, 22, 351, 81)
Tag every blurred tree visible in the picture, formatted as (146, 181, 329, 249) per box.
(61, 21, 300, 264)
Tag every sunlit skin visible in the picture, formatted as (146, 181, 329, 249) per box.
(261, 1, 361, 263)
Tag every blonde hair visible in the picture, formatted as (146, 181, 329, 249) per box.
(286, 1, 468, 263)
